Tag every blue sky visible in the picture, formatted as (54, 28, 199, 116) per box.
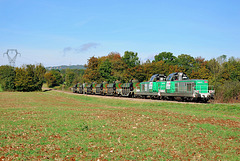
(0, 0, 240, 67)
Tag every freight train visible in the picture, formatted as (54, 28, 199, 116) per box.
(72, 72, 214, 102)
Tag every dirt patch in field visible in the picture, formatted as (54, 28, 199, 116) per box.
(53, 89, 240, 129)
(142, 109, 240, 129)
(1, 90, 240, 160)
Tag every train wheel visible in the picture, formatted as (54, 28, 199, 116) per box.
(200, 98, 207, 103)
(181, 97, 186, 102)
(128, 93, 132, 98)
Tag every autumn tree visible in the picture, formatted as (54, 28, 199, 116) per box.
(83, 56, 100, 82)
(81, 51, 240, 103)
(107, 52, 125, 81)
(131, 65, 146, 82)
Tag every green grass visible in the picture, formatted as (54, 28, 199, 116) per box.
(0, 84, 3, 92)
(0, 91, 240, 160)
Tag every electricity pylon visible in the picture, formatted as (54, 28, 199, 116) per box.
(3, 49, 21, 67)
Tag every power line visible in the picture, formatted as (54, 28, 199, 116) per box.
(3, 49, 21, 67)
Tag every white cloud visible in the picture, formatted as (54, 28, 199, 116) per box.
(63, 42, 100, 56)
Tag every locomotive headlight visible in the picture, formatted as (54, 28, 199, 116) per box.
(193, 90, 200, 98)
(209, 90, 215, 94)
(194, 90, 199, 94)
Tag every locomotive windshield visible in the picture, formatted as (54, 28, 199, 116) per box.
(150, 74, 159, 82)
(166, 73, 176, 81)
(149, 74, 166, 82)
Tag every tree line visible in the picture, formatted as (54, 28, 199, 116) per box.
(82, 51, 240, 102)
(0, 64, 85, 91)
(0, 64, 46, 91)
(0, 51, 239, 102)
(44, 68, 84, 88)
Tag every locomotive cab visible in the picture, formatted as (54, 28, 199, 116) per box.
(150, 74, 166, 82)
(159, 72, 213, 102)
(136, 74, 166, 99)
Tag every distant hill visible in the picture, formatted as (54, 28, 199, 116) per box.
(46, 65, 86, 70)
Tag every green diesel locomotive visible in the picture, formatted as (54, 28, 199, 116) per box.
(72, 72, 214, 102)
(136, 72, 214, 102)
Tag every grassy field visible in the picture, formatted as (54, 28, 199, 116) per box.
(0, 91, 240, 160)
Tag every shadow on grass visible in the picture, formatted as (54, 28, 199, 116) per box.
(42, 88, 53, 92)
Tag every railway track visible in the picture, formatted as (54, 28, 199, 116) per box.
(45, 88, 213, 105)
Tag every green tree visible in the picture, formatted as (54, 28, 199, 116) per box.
(35, 64, 46, 91)
(224, 57, 240, 81)
(99, 59, 115, 82)
(153, 52, 177, 65)
(15, 67, 28, 91)
(0, 65, 16, 91)
(65, 69, 75, 87)
(14, 65, 46, 91)
(122, 51, 140, 68)
(50, 70, 63, 85)
(217, 54, 227, 65)
(71, 69, 85, 84)
(26, 65, 36, 91)
(44, 72, 56, 88)
(177, 54, 195, 75)
(207, 55, 229, 85)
